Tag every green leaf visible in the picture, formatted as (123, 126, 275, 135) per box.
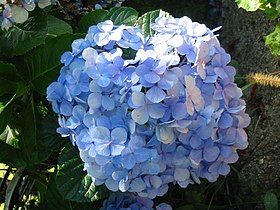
(56, 144, 109, 202)
(235, 0, 262, 11)
(264, 191, 278, 210)
(38, 115, 67, 161)
(33, 175, 101, 210)
(135, 9, 170, 36)
(25, 33, 84, 94)
(76, 9, 108, 33)
(0, 127, 25, 167)
(18, 97, 40, 165)
(0, 10, 47, 57)
(105, 7, 138, 25)
(265, 23, 280, 55)
(0, 61, 22, 96)
(47, 15, 73, 37)
(0, 105, 11, 134)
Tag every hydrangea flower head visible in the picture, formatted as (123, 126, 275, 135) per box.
(47, 16, 250, 202)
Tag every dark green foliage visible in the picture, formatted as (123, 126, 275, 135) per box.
(56, 144, 110, 202)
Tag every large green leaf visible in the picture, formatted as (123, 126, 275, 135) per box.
(265, 23, 280, 55)
(0, 61, 23, 96)
(264, 191, 278, 210)
(0, 105, 11, 134)
(18, 97, 40, 165)
(47, 15, 73, 37)
(76, 9, 108, 33)
(105, 7, 138, 25)
(235, 0, 262, 11)
(33, 175, 101, 210)
(38, 115, 67, 161)
(135, 9, 170, 36)
(56, 144, 109, 202)
(25, 33, 84, 94)
(0, 127, 25, 167)
(0, 10, 47, 57)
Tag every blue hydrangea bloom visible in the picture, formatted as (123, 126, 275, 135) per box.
(47, 15, 250, 206)
(101, 192, 172, 210)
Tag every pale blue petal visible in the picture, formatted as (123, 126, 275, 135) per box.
(111, 127, 127, 144)
(131, 91, 145, 107)
(111, 144, 125, 156)
(102, 96, 115, 110)
(132, 107, 149, 124)
(105, 179, 119, 191)
(88, 92, 102, 109)
(98, 76, 111, 87)
(144, 72, 161, 84)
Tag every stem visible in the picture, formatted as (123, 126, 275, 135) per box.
(241, 82, 255, 91)
(4, 167, 24, 210)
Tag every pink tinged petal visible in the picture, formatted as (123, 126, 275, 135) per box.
(197, 63, 206, 79)
(82, 47, 98, 61)
(146, 86, 166, 103)
(132, 107, 149, 124)
(192, 23, 207, 36)
(111, 127, 127, 144)
(196, 42, 209, 61)
(186, 98, 195, 116)
(156, 126, 176, 144)
(88, 93, 102, 109)
(184, 75, 195, 92)
(144, 72, 161, 83)
(203, 146, 220, 162)
(131, 91, 145, 107)
(167, 34, 184, 47)
(174, 168, 190, 182)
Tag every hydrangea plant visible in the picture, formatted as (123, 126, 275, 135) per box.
(47, 14, 250, 202)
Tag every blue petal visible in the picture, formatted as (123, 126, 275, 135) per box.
(218, 113, 233, 129)
(148, 103, 166, 119)
(132, 107, 149, 124)
(203, 146, 220, 162)
(130, 178, 146, 192)
(60, 101, 73, 116)
(189, 134, 202, 149)
(88, 92, 102, 109)
(146, 86, 166, 103)
(131, 91, 145, 107)
(174, 168, 190, 182)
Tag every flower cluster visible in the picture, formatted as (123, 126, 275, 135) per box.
(0, 0, 53, 30)
(101, 192, 172, 210)
(47, 16, 250, 200)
